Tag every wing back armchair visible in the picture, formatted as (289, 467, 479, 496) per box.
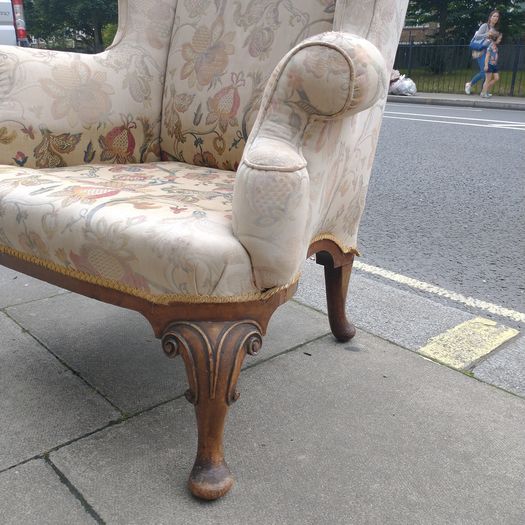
(0, 0, 408, 500)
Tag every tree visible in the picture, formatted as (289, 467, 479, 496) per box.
(24, 0, 118, 52)
(407, 0, 449, 40)
(407, 0, 525, 43)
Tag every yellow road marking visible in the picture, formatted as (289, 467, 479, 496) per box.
(419, 317, 519, 369)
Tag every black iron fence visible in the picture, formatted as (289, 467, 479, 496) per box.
(394, 43, 525, 97)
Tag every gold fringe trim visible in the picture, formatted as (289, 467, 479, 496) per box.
(309, 233, 361, 256)
(0, 244, 299, 305)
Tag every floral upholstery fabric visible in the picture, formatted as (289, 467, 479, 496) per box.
(232, 1, 408, 288)
(0, 0, 409, 300)
(0, 162, 257, 299)
(311, 0, 408, 246)
(0, 0, 176, 169)
(160, 0, 336, 170)
(232, 31, 388, 287)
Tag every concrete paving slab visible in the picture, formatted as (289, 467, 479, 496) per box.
(295, 258, 472, 350)
(7, 293, 188, 415)
(51, 330, 525, 525)
(0, 459, 95, 524)
(7, 293, 330, 415)
(0, 265, 67, 308)
(0, 312, 119, 470)
(254, 300, 331, 364)
(473, 335, 525, 397)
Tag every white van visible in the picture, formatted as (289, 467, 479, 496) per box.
(0, 1, 17, 46)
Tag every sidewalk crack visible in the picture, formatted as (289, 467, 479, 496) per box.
(2, 312, 125, 416)
(45, 456, 105, 524)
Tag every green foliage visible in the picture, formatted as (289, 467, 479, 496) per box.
(102, 23, 118, 48)
(407, 0, 525, 43)
(24, 0, 118, 52)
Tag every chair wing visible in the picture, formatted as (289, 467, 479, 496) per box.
(0, 0, 176, 169)
(233, 0, 408, 289)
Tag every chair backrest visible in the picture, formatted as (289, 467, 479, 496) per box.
(0, 0, 406, 173)
(159, 0, 335, 170)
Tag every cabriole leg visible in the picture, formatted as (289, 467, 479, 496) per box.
(162, 320, 262, 500)
(317, 252, 356, 342)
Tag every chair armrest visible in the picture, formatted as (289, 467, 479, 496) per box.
(0, 33, 166, 167)
(0, 46, 110, 141)
(232, 32, 387, 289)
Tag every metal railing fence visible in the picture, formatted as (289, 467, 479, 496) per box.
(394, 43, 524, 97)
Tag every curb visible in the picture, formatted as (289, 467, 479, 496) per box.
(387, 94, 525, 111)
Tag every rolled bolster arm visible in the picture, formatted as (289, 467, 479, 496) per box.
(233, 32, 387, 289)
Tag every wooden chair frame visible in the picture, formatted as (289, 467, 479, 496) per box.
(0, 238, 354, 499)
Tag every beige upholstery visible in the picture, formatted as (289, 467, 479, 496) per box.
(233, 30, 388, 287)
(0, 0, 176, 168)
(160, 0, 334, 170)
(0, 162, 256, 300)
(0, 0, 408, 301)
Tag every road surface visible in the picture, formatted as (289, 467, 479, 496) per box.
(358, 102, 524, 324)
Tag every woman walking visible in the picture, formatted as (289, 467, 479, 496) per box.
(465, 10, 502, 95)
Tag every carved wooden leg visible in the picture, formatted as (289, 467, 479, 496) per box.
(162, 320, 262, 500)
(317, 253, 356, 342)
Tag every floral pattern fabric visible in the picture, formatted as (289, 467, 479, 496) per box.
(0, 0, 176, 169)
(160, 0, 335, 170)
(314, 0, 409, 246)
(0, 0, 410, 299)
(0, 162, 256, 298)
(231, 31, 385, 287)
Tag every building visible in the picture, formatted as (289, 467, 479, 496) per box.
(400, 22, 439, 44)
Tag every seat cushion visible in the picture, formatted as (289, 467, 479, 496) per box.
(0, 162, 260, 302)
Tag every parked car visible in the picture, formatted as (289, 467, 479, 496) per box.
(0, 0, 28, 46)
(0, 1, 16, 45)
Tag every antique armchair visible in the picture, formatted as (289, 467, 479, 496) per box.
(0, 0, 407, 500)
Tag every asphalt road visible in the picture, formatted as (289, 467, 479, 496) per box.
(358, 102, 525, 320)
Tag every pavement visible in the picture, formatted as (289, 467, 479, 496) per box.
(1, 93, 524, 524)
(388, 91, 525, 111)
